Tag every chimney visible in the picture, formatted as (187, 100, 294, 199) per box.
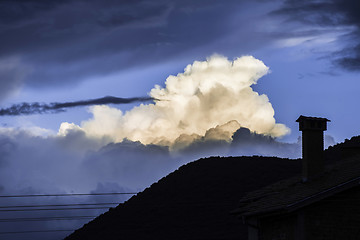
(296, 115, 330, 182)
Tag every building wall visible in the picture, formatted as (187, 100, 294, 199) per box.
(304, 186, 360, 240)
(259, 214, 297, 240)
(257, 186, 360, 240)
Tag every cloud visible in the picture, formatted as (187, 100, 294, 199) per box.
(0, 0, 171, 92)
(0, 127, 172, 194)
(81, 140, 179, 190)
(0, 56, 30, 101)
(60, 55, 290, 148)
(0, 96, 154, 116)
(0, 64, 298, 231)
(0, 0, 276, 97)
(0, 125, 298, 198)
(229, 127, 300, 158)
(0, 57, 295, 232)
(273, 0, 360, 71)
(0, 127, 178, 240)
(174, 126, 301, 160)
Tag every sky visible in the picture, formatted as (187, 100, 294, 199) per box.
(0, 0, 359, 239)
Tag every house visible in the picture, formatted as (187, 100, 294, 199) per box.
(234, 116, 360, 240)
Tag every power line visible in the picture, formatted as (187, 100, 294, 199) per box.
(0, 216, 96, 222)
(0, 202, 237, 212)
(0, 207, 113, 212)
(0, 193, 135, 236)
(0, 202, 119, 209)
(0, 192, 137, 198)
(0, 229, 74, 235)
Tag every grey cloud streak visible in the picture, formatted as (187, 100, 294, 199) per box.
(273, 0, 360, 71)
(0, 96, 155, 116)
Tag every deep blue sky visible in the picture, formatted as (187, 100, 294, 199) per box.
(0, 0, 360, 239)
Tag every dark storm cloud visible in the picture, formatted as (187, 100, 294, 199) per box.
(229, 128, 301, 158)
(82, 140, 179, 190)
(178, 127, 301, 159)
(0, 57, 29, 101)
(0, 126, 302, 202)
(0, 0, 162, 55)
(0, 135, 16, 167)
(0, 129, 177, 240)
(0, 0, 247, 92)
(0, 96, 154, 116)
(274, 0, 360, 71)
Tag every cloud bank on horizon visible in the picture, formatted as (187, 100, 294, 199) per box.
(60, 55, 290, 149)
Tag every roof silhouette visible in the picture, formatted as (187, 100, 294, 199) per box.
(234, 156, 360, 217)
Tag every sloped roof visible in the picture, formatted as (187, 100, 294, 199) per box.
(234, 156, 360, 218)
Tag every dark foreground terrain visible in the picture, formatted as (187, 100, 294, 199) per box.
(65, 136, 355, 240)
(65, 156, 301, 240)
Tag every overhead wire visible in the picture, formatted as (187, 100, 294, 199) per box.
(0, 202, 119, 209)
(0, 206, 114, 212)
(0, 216, 96, 222)
(0, 192, 136, 235)
(0, 229, 75, 235)
(0, 192, 137, 198)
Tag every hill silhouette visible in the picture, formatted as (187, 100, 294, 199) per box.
(65, 137, 360, 240)
(65, 156, 301, 240)
(325, 135, 360, 162)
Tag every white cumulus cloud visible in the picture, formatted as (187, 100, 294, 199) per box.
(60, 55, 290, 149)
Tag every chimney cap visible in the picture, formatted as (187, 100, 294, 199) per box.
(296, 115, 330, 123)
(296, 115, 330, 131)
